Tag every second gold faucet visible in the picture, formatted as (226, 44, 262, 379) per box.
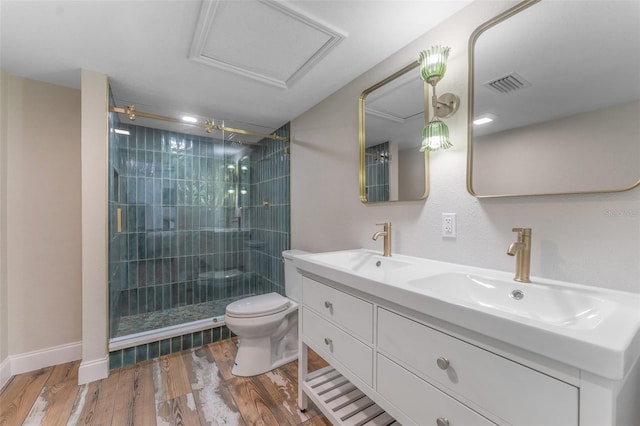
(507, 227, 532, 283)
(373, 222, 392, 257)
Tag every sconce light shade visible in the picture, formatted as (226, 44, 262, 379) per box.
(419, 46, 451, 85)
(420, 117, 453, 152)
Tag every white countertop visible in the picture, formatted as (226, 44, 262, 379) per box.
(293, 249, 640, 380)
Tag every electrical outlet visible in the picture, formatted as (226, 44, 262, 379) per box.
(442, 213, 457, 238)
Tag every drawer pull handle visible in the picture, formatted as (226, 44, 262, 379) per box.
(436, 417, 449, 426)
(324, 337, 332, 345)
(436, 357, 450, 370)
(324, 301, 333, 309)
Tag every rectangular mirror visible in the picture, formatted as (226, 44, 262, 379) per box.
(359, 62, 429, 203)
(468, 0, 640, 197)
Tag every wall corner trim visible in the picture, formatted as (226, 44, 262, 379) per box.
(0, 356, 10, 391)
(78, 355, 109, 385)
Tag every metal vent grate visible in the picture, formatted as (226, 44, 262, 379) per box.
(484, 72, 532, 94)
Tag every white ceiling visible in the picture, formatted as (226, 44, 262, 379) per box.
(0, 0, 472, 136)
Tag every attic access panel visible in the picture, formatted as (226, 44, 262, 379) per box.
(190, 0, 345, 88)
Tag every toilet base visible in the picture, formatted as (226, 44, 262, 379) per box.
(231, 333, 298, 377)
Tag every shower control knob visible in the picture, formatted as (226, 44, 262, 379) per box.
(437, 357, 450, 370)
(324, 301, 333, 309)
(436, 417, 449, 426)
(324, 337, 332, 345)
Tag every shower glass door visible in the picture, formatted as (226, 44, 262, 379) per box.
(108, 110, 290, 340)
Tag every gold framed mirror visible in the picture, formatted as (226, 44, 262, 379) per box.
(467, 0, 640, 198)
(359, 61, 430, 203)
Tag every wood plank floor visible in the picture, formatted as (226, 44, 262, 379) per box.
(0, 338, 332, 426)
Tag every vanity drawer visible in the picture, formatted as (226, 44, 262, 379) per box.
(377, 308, 578, 426)
(302, 277, 373, 343)
(378, 354, 496, 426)
(303, 307, 373, 386)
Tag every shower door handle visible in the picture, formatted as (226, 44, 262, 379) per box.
(116, 208, 123, 233)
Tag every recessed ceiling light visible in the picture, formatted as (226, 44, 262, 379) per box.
(182, 116, 198, 123)
(473, 117, 494, 126)
(473, 113, 497, 126)
(113, 128, 130, 135)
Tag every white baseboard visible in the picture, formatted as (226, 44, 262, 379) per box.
(2, 342, 109, 387)
(0, 356, 10, 391)
(78, 356, 108, 385)
(10, 341, 82, 376)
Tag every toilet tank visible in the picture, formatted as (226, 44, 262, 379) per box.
(282, 249, 307, 302)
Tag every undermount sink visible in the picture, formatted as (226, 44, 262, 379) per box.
(406, 273, 614, 329)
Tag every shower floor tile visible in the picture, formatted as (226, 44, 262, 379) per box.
(114, 295, 252, 338)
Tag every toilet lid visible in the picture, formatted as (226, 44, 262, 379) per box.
(226, 293, 290, 318)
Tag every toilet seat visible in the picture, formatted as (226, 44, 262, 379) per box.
(226, 292, 290, 318)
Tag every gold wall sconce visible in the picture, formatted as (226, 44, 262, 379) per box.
(418, 46, 460, 152)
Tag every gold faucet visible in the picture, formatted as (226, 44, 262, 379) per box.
(507, 228, 532, 283)
(372, 222, 392, 257)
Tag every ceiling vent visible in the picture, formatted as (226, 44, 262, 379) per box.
(483, 72, 532, 94)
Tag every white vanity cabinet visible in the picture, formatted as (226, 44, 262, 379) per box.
(302, 276, 373, 344)
(301, 277, 374, 387)
(302, 308, 374, 386)
(295, 249, 640, 426)
(377, 308, 578, 426)
(297, 275, 617, 426)
(376, 354, 497, 426)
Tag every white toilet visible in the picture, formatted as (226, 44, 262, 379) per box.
(225, 249, 306, 377)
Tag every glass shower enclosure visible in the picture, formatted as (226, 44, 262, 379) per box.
(107, 108, 290, 352)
